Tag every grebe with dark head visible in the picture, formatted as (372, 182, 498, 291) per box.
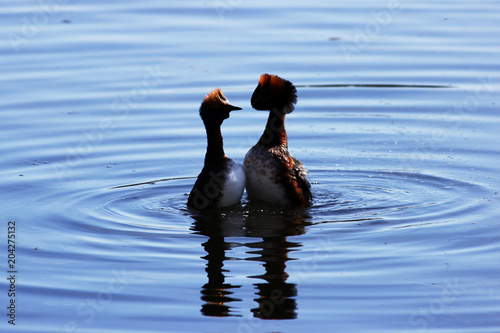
(243, 74, 312, 207)
(188, 88, 245, 210)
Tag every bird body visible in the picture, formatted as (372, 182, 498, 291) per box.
(244, 74, 312, 207)
(188, 88, 245, 210)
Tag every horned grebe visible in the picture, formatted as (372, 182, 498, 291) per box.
(188, 88, 245, 210)
(243, 74, 312, 207)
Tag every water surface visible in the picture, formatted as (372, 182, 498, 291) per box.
(1, 1, 499, 332)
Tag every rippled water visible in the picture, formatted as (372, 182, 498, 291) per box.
(1, 1, 499, 332)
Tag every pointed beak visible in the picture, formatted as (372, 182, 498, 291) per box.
(226, 104, 242, 112)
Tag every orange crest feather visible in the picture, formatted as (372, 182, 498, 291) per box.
(258, 73, 287, 93)
(258, 73, 271, 86)
(204, 87, 223, 103)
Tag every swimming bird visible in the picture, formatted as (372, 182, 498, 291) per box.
(243, 74, 312, 207)
(188, 88, 245, 210)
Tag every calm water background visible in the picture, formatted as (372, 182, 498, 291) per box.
(1, 0, 499, 332)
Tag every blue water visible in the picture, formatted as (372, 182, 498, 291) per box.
(1, 1, 499, 332)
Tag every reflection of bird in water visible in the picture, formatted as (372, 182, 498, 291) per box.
(192, 211, 243, 317)
(191, 202, 311, 319)
(247, 235, 300, 319)
(200, 234, 241, 317)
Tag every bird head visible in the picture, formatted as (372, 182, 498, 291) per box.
(251, 74, 297, 114)
(199, 88, 241, 125)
